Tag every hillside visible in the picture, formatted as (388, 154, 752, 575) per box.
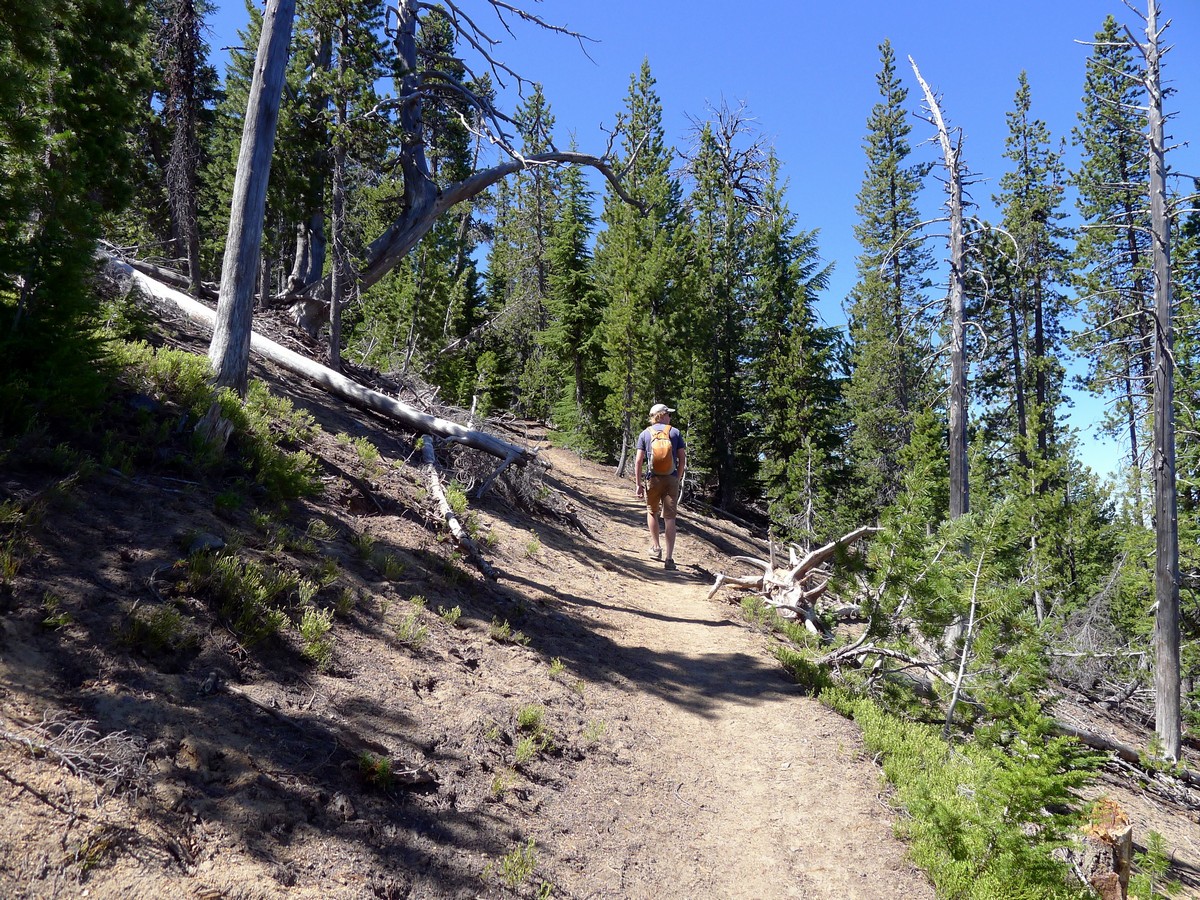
(0, 294, 1196, 899)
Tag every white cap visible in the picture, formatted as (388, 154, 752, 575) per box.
(649, 403, 675, 416)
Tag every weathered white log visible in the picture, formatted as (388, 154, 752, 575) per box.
(1049, 721, 1199, 788)
(783, 526, 880, 583)
(826, 604, 862, 621)
(105, 255, 534, 464)
(422, 439, 496, 580)
(731, 555, 771, 571)
(818, 643, 961, 688)
(710, 527, 879, 602)
(707, 573, 764, 600)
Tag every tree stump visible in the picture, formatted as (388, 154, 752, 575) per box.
(1079, 797, 1133, 900)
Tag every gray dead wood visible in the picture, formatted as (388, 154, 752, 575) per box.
(105, 255, 536, 465)
(708, 527, 880, 630)
(209, 0, 296, 396)
(422, 439, 497, 580)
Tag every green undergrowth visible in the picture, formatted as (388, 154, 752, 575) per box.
(819, 686, 1099, 900)
(113, 342, 321, 503)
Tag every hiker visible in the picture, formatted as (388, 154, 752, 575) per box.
(633, 403, 686, 571)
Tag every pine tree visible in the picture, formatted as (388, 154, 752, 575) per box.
(682, 119, 756, 509)
(748, 155, 844, 542)
(539, 156, 603, 452)
(113, 0, 219, 288)
(1072, 14, 1153, 522)
(975, 73, 1073, 621)
(161, 0, 213, 293)
(843, 40, 935, 520)
(481, 84, 563, 419)
(593, 60, 686, 473)
(0, 0, 146, 428)
(306, 0, 387, 370)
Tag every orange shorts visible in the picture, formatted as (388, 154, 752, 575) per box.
(645, 474, 680, 518)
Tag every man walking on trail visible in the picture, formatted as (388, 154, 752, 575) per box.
(634, 403, 686, 571)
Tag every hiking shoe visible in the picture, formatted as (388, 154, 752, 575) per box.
(664, 558, 677, 571)
(649, 546, 662, 560)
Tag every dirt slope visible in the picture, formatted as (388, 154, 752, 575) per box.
(0, 311, 933, 898)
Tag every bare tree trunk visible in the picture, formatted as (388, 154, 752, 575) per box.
(1134, 1, 1181, 762)
(208, 0, 296, 395)
(613, 329, 635, 478)
(911, 58, 968, 520)
(329, 18, 348, 374)
(258, 252, 269, 310)
(287, 30, 330, 295)
(329, 140, 346, 371)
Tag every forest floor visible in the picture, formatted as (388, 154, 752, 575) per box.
(0, 295, 1197, 899)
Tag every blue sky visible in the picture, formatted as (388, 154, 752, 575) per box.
(205, 1, 1200, 478)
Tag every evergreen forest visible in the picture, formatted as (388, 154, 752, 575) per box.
(2, 0, 1199, 895)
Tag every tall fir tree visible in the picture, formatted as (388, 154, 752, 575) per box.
(1072, 14, 1153, 523)
(305, 0, 387, 370)
(971, 74, 1075, 620)
(748, 155, 844, 542)
(538, 154, 604, 452)
(593, 60, 687, 473)
(681, 120, 756, 509)
(480, 84, 563, 419)
(843, 40, 935, 521)
(0, 0, 147, 429)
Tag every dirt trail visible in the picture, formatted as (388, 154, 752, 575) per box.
(525, 448, 932, 899)
(0, 340, 933, 899)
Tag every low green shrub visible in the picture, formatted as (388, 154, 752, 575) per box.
(120, 603, 196, 656)
(298, 605, 334, 669)
(824, 689, 1098, 899)
(182, 552, 294, 646)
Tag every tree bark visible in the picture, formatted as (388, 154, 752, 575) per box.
(1134, 2, 1181, 762)
(163, 0, 205, 297)
(208, 0, 296, 395)
(911, 58, 968, 519)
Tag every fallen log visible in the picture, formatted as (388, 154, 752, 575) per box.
(708, 527, 880, 622)
(99, 241, 218, 299)
(422, 438, 497, 580)
(1050, 721, 1199, 789)
(103, 253, 534, 465)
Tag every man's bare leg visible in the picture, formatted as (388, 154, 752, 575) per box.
(646, 510, 661, 553)
(664, 517, 677, 561)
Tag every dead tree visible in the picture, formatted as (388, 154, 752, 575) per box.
(422, 438, 497, 579)
(286, 0, 642, 336)
(910, 57, 969, 521)
(708, 527, 880, 636)
(1127, 0, 1181, 763)
(160, 0, 205, 297)
(208, 0, 296, 396)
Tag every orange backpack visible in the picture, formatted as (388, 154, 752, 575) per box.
(649, 426, 675, 475)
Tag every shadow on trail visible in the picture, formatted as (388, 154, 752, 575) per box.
(490, 568, 801, 721)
